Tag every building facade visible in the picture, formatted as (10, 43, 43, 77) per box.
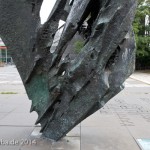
(0, 38, 12, 64)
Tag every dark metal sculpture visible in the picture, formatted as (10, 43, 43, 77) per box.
(0, 0, 137, 141)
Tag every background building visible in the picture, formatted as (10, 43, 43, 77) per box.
(0, 38, 13, 65)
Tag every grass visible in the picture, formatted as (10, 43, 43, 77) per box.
(0, 92, 18, 94)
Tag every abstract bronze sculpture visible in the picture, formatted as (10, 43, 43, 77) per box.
(0, 0, 137, 141)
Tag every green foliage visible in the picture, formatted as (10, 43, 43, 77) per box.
(135, 36, 150, 57)
(74, 41, 84, 54)
(133, 0, 150, 69)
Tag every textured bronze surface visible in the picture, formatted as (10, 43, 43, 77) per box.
(0, 0, 137, 141)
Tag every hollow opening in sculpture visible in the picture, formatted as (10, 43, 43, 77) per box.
(40, 0, 57, 24)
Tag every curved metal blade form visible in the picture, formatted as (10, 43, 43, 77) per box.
(0, 0, 137, 141)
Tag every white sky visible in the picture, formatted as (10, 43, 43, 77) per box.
(40, 0, 57, 24)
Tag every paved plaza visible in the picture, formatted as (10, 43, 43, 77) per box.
(0, 65, 150, 150)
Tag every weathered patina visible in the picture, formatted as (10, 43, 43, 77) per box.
(0, 0, 137, 141)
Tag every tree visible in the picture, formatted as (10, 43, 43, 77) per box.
(0, 0, 137, 140)
(133, 0, 150, 69)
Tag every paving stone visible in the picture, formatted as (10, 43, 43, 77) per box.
(0, 145, 21, 150)
(20, 136, 80, 150)
(0, 127, 34, 146)
(81, 126, 140, 150)
(0, 112, 38, 126)
(66, 126, 80, 137)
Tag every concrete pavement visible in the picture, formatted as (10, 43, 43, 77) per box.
(0, 65, 150, 150)
(131, 70, 150, 85)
